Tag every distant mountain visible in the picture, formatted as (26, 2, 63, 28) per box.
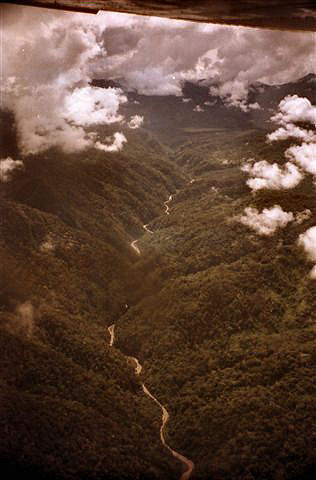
(92, 74, 316, 141)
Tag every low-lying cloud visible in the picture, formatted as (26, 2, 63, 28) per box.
(6, 301, 35, 336)
(295, 209, 312, 225)
(271, 95, 316, 126)
(64, 86, 127, 126)
(243, 96, 316, 195)
(2, 8, 131, 156)
(95, 132, 127, 152)
(128, 115, 144, 129)
(285, 142, 316, 176)
(239, 205, 294, 236)
(4, 80, 128, 156)
(241, 160, 303, 191)
(267, 124, 316, 143)
(268, 95, 316, 143)
(298, 226, 316, 279)
(0, 157, 24, 182)
(193, 105, 204, 112)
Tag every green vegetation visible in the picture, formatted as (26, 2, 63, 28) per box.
(116, 131, 316, 479)
(1, 77, 315, 479)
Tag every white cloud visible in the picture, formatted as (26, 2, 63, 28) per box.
(204, 100, 216, 106)
(267, 124, 316, 143)
(239, 205, 294, 236)
(85, 11, 315, 107)
(271, 95, 316, 127)
(95, 132, 127, 152)
(193, 105, 204, 112)
(15, 301, 35, 336)
(295, 209, 312, 224)
(1, 9, 127, 155)
(298, 226, 316, 279)
(267, 95, 316, 144)
(242, 160, 303, 191)
(298, 226, 316, 261)
(8, 81, 127, 155)
(64, 86, 127, 126)
(182, 98, 192, 103)
(285, 142, 316, 176)
(128, 115, 144, 129)
(0, 157, 24, 182)
(210, 79, 262, 110)
(309, 265, 316, 279)
(2, 3, 316, 153)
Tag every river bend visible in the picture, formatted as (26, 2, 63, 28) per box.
(113, 193, 194, 478)
(107, 323, 194, 480)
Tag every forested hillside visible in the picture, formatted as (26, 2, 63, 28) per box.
(0, 109, 184, 480)
(1, 75, 315, 480)
(115, 125, 316, 480)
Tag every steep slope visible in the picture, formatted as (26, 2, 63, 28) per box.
(114, 127, 316, 480)
(0, 112, 185, 480)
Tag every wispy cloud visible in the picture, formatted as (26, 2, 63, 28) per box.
(0, 157, 24, 182)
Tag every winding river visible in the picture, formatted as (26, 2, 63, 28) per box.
(112, 193, 194, 479)
(131, 239, 141, 255)
(143, 223, 154, 234)
(164, 194, 173, 215)
(107, 323, 194, 480)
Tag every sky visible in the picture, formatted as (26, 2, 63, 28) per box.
(1, 3, 315, 156)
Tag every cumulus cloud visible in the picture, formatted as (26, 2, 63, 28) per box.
(285, 142, 316, 176)
(95, 132, 127, 152)
(239, 205, 294, 236)
(64, 86, 127, 126)
(295, 209, 312, 224)
(298, 226, 316, 279)
(241, 160, 303, 191)
(193, 105, 204, 112)
(128, 115, 144, 129)
(298, 226, 316, 260)
(268, 95, 316, 143)
(2, 3, 315, 154)
(271, 95, 316, 127)
(81, 17, 315, 109)
(264, 96, 316, 196)
(6, 81, 127, 156)
(0, 157, 24, 182)
(2, 8, 127, 156)
(309, 265, 316, 279)
(267, 124, 316, 143)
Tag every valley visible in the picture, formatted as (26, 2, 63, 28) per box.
(1, 75, 315, 480)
